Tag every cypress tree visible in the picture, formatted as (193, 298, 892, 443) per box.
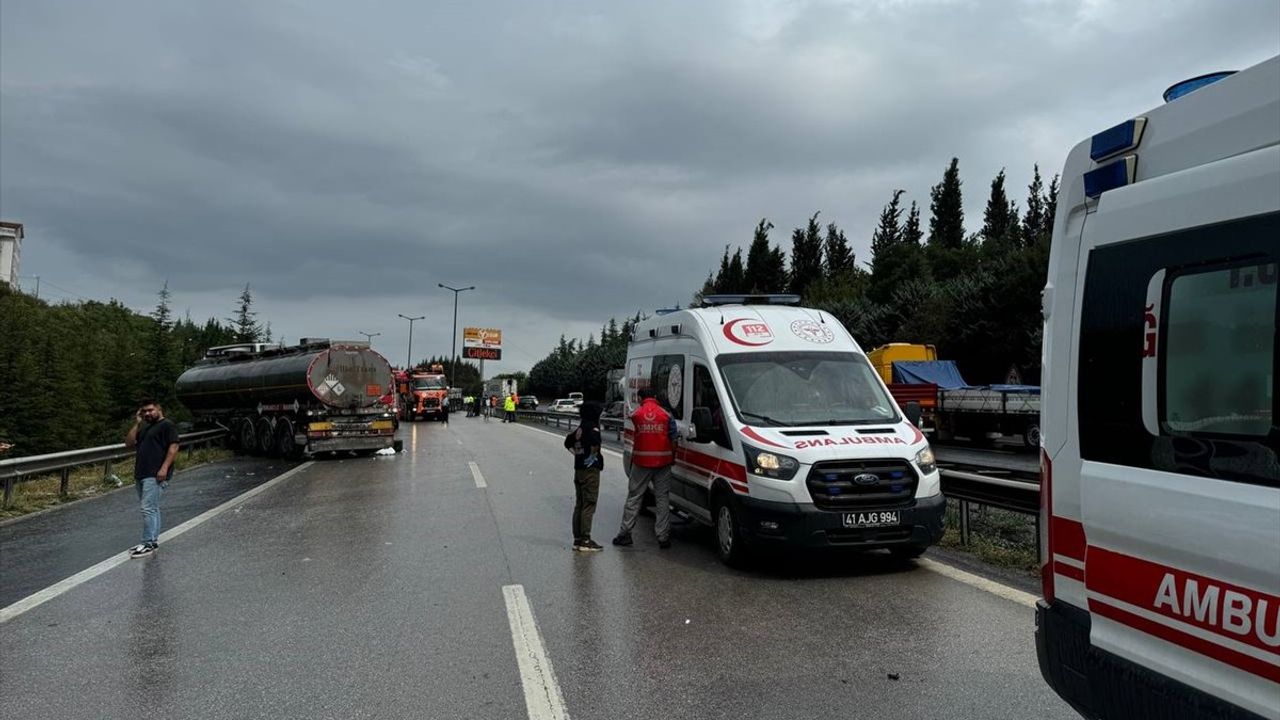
(824, 222, 854, 277)
(744, 218, 775, 293)
(1044, 174, 1060, 244)
(724, 248, 746, 293)
(868, 190, 907, 305)
(928, 158, 965, 250)
(903, 201, 923, 246)
(1022, 165, 1046, 247)
(788, 212, 825, 297)
(980, 169, 1015, 245)
(927, 158, 967, 281)
(230, 284, 263, 343)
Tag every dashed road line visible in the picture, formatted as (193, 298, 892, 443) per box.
(469, 461, 487, 488)
(0, 461, 314, 624)
(503, 584, 570, 720)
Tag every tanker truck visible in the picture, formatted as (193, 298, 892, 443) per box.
(176, 338, 397, 458)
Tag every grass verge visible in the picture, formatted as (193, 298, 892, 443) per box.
(938, 498, 1039, 575)
(0, 447, 233, 522)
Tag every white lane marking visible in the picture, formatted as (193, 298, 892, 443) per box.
(513, 420, 1036, 608)
(470, 462, 487, 489)
(918, 558, 1038, 608)
(503, 584, 570, 720)
(0, 461, 314, 624)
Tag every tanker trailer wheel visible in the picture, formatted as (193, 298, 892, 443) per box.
(256, 418, 278, 457)
(275, 419, 301, 460)
(237, 419, 258, 454)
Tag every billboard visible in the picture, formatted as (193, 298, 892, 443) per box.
(463, 327, 502, 361)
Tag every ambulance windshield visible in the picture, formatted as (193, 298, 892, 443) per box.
(718, 351, 897, 427)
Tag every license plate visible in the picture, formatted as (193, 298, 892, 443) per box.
(843, 510, 900, 528)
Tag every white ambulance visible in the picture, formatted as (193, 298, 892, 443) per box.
(622, 295, 944, 566)
(1036, 57, 1279, 719)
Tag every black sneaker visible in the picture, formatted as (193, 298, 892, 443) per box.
(129, 543, 155, 558)
(581, 539, 603, 552)
(658, 539, 672, 549)
(611, 533, 633, 547)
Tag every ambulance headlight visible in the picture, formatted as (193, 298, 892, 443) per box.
(914, 445, 937, 475)
(743, 444, 800, 481)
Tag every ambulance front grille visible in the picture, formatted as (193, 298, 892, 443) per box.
(806, 459, 918, 510)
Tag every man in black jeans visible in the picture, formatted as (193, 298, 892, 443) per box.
(124, 399, 180, 558)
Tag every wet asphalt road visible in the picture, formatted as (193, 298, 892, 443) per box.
(0, 418, 1074, 720)
(0, 456, 298, 607)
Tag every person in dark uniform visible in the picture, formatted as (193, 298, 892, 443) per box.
(565, 402, 604, 552)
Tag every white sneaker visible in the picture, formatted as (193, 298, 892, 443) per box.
(129, 543, 156, 558)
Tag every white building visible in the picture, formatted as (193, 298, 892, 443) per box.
(0, 221, 23, 289)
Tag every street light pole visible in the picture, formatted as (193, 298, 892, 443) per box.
(397, 314, 424, 370)
(357, 330, 381, 345)
(437, 283, 475, 385)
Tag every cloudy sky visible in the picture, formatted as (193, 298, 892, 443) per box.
(2, 0, 1277, 373)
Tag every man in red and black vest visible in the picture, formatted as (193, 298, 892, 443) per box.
(614, 388, 678, 549)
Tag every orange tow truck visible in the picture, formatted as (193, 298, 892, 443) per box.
(403, 363, 449, 421)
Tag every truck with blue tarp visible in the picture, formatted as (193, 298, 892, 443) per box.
(870, 344, 1041, 448)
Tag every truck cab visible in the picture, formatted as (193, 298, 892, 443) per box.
(406, 364, 449, 421)
(623, 294, 944, 566)
(1036, 57, 1279, 719)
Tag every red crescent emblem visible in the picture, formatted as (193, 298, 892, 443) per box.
(723, 318, 774, 347)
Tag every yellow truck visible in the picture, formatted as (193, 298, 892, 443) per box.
(868, 343, 937, 385)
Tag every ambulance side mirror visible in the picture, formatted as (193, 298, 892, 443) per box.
(690, 407, 715, 444)
(904, 401, 922, 427)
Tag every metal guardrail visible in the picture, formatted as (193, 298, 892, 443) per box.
(516, 409, 625, 439)
(0, 429, 228, 508)
(938, 468, 1039, 546)
(515, 408, 1041, 538)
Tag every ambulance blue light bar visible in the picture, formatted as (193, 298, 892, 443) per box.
(1083, 155, 1137, 198)
(1163, 71, 1235, 103)
(700, 294, 801, 307)
(1090, 118, 1146, 161)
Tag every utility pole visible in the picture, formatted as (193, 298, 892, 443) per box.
(397, 314, 424, 370)
(357, 330, 381, 345)
(437, 283, 474, 385)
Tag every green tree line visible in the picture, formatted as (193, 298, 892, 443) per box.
(527, 317, 641, 402)
(0, 282, 271, 457)
(698, 160, 1058, 384)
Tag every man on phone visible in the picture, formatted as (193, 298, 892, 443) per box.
(124, 399, 179, 558)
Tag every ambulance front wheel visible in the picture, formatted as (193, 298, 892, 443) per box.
(713, 493, 750, 568)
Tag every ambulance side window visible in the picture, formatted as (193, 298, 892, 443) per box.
(1078, 211, 1279, 488)
(651, 354, 685, 420)
(693, 363, 731, 449)
(1162, 261, 1276, 438)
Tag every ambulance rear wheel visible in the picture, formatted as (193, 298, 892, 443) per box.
(713, 494, 750, 568)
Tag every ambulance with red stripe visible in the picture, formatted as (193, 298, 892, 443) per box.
(622, 295, 944, 566)
(1036, 56, 1279, 719)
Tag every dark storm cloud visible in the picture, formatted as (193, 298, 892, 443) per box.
(2, 0, 1277, 370)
